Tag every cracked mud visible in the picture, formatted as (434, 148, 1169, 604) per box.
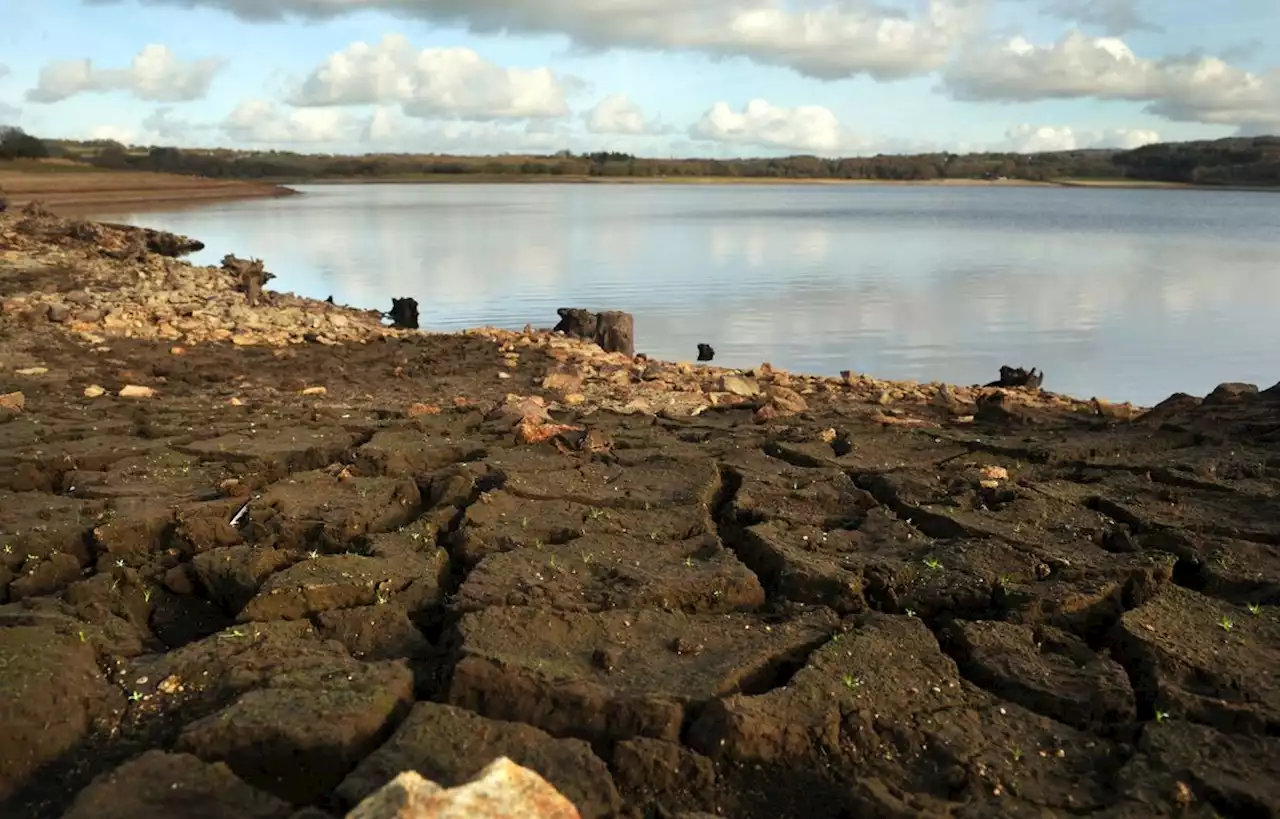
(3, 299, 1280, 817)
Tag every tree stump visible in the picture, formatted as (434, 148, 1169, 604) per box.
(553, 308, 635, 356)
(697, 343, 715, 362)
(985, 365, 1044, 390)
(221, 255, 271, 307)
(388, 298, 420, 330)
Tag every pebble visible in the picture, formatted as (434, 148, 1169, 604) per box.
(0, 391, 25, 411)
(300, 386, 327, 396)
(15, 366, 48, 376)
(118, 385, 155, 399)
(83, 385, 106, 398)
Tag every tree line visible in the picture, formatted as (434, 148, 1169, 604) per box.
(2, 125, 1278, 186)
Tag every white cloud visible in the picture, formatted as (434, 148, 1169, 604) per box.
(690, 99, 847, 154)
(1038, 0, 1158, 36)
(222, 99, 366, 144)
(289, 35, 569, 120)
(1004, 123, 1160, 152)
(141, 106, 199, 141)
(583, 93, 668, 135)
(83, 0, 984, 81)
(943, 31, 1280, 132)
(26, 44, 223, 103)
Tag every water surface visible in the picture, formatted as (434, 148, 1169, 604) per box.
(93, 183, 1280, 405)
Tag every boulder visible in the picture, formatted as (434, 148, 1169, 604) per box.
(552, 308, 635, 356)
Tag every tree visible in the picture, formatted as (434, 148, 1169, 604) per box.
(0, 126, 49, 160)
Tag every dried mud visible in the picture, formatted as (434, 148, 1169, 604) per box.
(1, 210, 1279, 819)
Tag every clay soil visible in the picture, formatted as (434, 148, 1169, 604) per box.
(1, 216, 1279, 819)
(0, 162, 295, 211)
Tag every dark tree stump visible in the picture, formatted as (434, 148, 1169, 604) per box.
(221, 255, 271, 307)
(986, 365, 1044, 390)
(388, 298, 420, 330)
(697, 343, 715, 362)
(553, 307, 635, 356)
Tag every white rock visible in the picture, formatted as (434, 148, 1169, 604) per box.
(345, 757, 581, 819)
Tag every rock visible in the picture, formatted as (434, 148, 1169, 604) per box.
(388, 298, 420, 330)
(344, 758, 582, 819)
(118, 385, 156, 399)
(47, 303, 71, 322)
(0, 391, 24, 411)
(301, 386, 328, 396)
(767, 385, 808, 413)
(65, 289, 92, 305)
(552, 308, 635, 357)
(1203, 382, 1259, 406)
(61, 750, 293, 819)
(977, 465, 1009, 488)
(223, 255, 274, 306)
(986, 365, 1044, 390)
(14, 366, 48, 376)
(718, 374, 761, 398)
(541, 367, 584, 394)
(83, 384, 106, 398)
(407, 403, 442, 417)
(696, 343, 715, 362)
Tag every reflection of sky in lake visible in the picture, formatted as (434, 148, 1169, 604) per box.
(93, 183, 1280, 405)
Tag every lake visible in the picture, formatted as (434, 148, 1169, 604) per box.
(91, 182, 1280, 406)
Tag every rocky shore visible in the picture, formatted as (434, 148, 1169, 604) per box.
(1, 206, 1278, 819)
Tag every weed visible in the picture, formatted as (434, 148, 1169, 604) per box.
(1247, 603, 1262, 616)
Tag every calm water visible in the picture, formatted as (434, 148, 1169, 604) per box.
(94, 183, 1280, 405)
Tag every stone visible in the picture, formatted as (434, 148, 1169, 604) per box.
(1203, 382, 1259, 406)
(61, 750, 293, 819)
(118, 385, 156, 398)
(14, 366, 48, 376)
(301, 386, 328, 396)
(718, 374, 761, 398)
(767, 385, 808, 413)
(0, 391, 24, 412)
(84, 385, 106, 398)
(344, 758, 582, 819)
(47, 303, 71, 322)
(407, 403, 441, 417)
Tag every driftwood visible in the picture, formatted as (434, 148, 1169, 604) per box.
(697, 343, 715, 362)
(986, 365, 1044, 390)
(553, 308, 635, 356)
(221, 254, 274, 306)
(387, 297, 420, 330)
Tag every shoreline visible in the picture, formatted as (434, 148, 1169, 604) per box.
(1, 209, 1278, 819)
(0, 163, 298, 211)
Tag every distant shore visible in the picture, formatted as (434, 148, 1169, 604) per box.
(3, 162, 1273, 215)
(0, 161, 297, 212)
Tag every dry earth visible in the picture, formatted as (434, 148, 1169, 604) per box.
(1, 207, 1278, 819)
(0, 163, 295, 211)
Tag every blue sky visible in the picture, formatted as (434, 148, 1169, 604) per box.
(0, 0, 1276, 157)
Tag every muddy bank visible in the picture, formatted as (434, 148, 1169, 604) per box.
(0, 163, 296, 212)
(1, 207, 1279, 819)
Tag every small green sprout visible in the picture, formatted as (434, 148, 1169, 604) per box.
(1220, 616, 1234, 632)
(521, 516, 529, 529)
(114, 558, 125, 568)
(1155, 710, 1169, 722)
(143, 588, 152, 603)
(998, 573, 1013, 585)
(129, 690, 143, 703)
(1011, 746, 1023, 762)
(684, 556, 694, 568)
(923, 557, 943, 571)
(375, 592, 388, 605)
(587, 508, 605, 520)
(77, 630, 87, 643)
(223, 627, 247, 639)
(905, 607, 917, 618)
(842, 673, 862, 690)
(1247, 603, 1262, 616)
(2, 543, 10, 554)
(308, 549, 319, 559)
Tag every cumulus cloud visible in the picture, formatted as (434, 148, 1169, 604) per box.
(1004, 123, 1160, 152)
(690, 99, 848, 154)
(583, 93, 669, 135)
(1038, 0, 1158, 36)
(84, 0, 983, 82)
(943, 31, 1280, 132)
(223, 99, 367, 144)
(26, 44, 223, 103)
(289, 35, 569, 121)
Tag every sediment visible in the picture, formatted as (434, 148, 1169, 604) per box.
(1, 207, 1278, 819)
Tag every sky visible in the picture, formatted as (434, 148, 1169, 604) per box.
(0, 0, 1277, 158)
